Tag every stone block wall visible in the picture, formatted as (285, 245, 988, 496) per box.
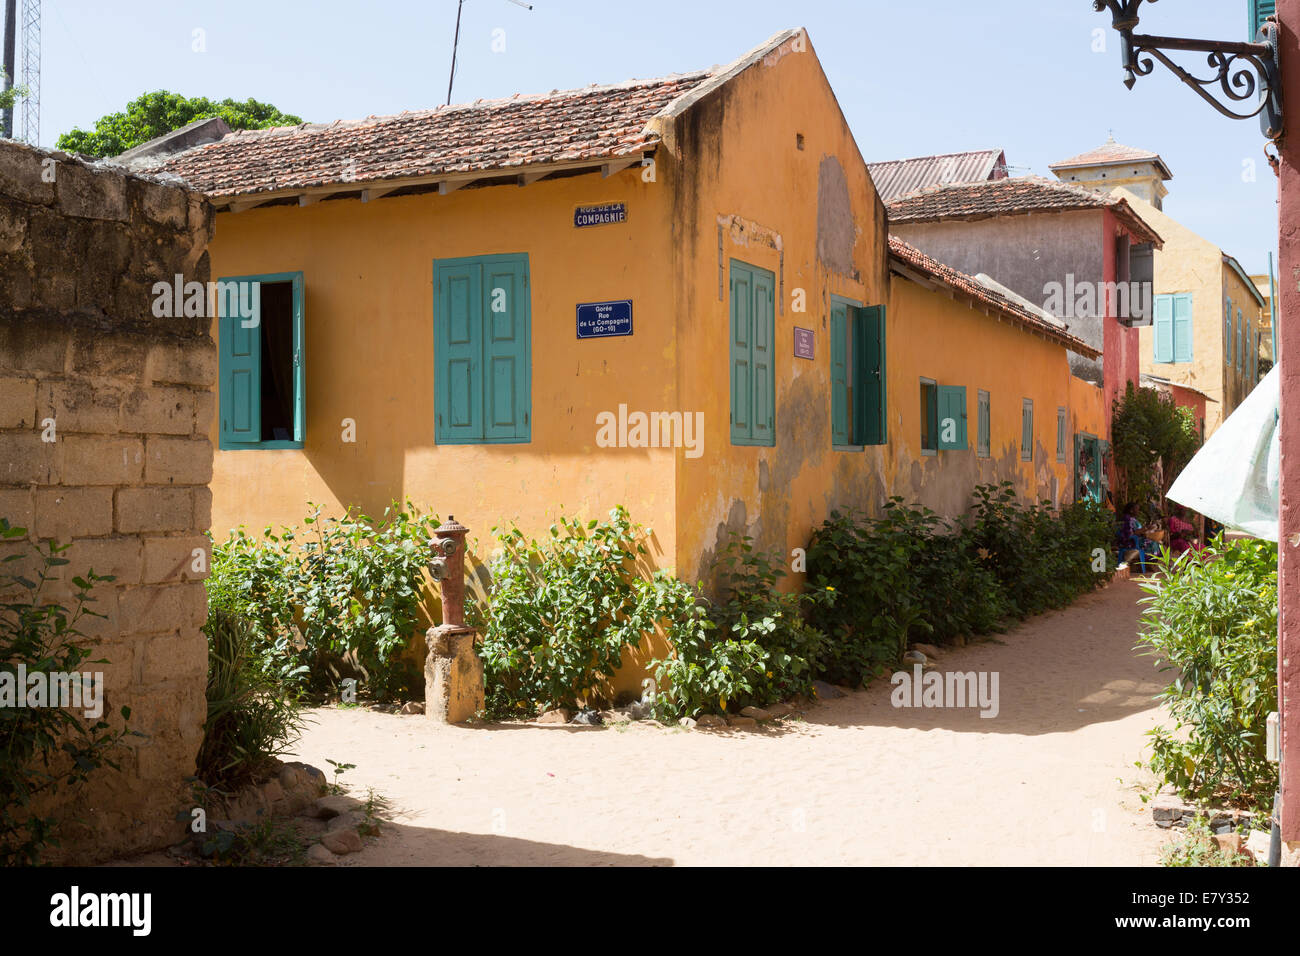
(0, 140, 215, 862)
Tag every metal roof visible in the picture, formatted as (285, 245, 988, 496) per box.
(867, 149, 1006, 203)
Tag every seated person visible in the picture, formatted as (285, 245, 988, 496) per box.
(1116, 502, 1147, 569)
(1167, 508, 1197, 555)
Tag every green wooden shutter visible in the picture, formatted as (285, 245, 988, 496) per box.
(829, 302, 849, 446)
(1056, 407, 1067, 462)
(977, 389, 990, 457)
(219, 285, 261, 446)
(751, 267, 775, 444)
(1172, 292, 1193, 363)
(851, 304, 886, 445)
(436, 259, 484, 443)
(483, 256, 531, 441)
(1226, 297, 1233, 366)
(729, 263, 753, 443)
(1021, 399, 1033, 461)
(1251, 0, 1276, 39)
(290, 273, 305, 443)
(1153, 294, 1174, 363)
(936, 385, 966, 449)
(729, 260, 775, 446)
(1237, 309, 1244, 371)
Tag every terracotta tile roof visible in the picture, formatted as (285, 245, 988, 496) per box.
(144, 72, 712, 198)
(887, 175, 1162, 246)
(888, 236, 1102, 359)
(867, 149, 1007, 203)
(1050, 138, 1172, 180)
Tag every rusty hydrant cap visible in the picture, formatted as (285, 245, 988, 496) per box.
(435, 515, 469, 535)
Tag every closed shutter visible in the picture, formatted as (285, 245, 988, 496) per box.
(751, 268, 775, 444)
(1172, 292, 1194, 363)
(484, 257, 530, 441)
(936, 384, 966, 449)
(830, 302, 849, 446)
(219, 292, 261, 445)
(729, 264, 753, 442)
(436, 260, 484, 443)
(1226, 297, 1233, 366)
(977, 390, 990, 458)
(729, 259, 776, 446)
(435, 254, 530, 444)
(1021, 399, 1033, 461)
(851, 304, 887, 445)
(1153, 293, 1174, 363)
(1238, 309, 1244, 372)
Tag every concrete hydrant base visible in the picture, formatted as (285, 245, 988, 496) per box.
(424, 625, 484, 724)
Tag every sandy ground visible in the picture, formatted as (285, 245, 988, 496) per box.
(281, 577, 1176, 866)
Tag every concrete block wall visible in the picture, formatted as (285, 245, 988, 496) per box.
(0, 140, 215, 862)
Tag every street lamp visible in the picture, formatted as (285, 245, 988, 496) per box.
(1093, 0, 1283, 140)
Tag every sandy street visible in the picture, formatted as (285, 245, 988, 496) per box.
(287, 578, 1176, 866)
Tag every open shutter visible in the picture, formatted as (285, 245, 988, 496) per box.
(1153, 294, 1174, 363)
(936, 385, 966, 449)
(1251, 0, 1276, 39)
(483, 256, 530, 441)
(1056, 407, 1067, 462)
(1172, 293, 1193, 363)
(435, 259, 484, 443)
(291, 273, 305, 442)
(751, 267, 775, 444)
(1129, 243, 1154, 326)
(729, 263, 753, 442)
(219, 286, 261, 446)
(851, 304, 886, 445)
(1237, 309, 1244, 371)
(829, 302, 849, 446)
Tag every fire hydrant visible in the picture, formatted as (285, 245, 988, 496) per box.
(424, 515, 484, 723)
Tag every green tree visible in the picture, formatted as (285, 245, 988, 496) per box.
(0, 69, 27, 113)
(1110, 381, 1201, 517)
(56, 91, 303, 158)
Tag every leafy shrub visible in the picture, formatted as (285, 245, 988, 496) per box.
(1111, 382, 1201, 521)
(1159, 814, 1258, 868)
(1137, 536, 1278, 811)
(478, 507, 702, 716)
(970, 481, 1113, 617)
(806, 486, 1113, 687)
(0, 521, 134, 865)
(651, 535, 824, 719)
(195, 606, 306, 790)
(209, 502, 441, 702)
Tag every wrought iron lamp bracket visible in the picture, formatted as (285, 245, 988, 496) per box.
(1094, 0, 1283, 141)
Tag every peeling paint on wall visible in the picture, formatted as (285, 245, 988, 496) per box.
(817, 155, 857, 278)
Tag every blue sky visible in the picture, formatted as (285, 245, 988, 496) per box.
(41, 0, 1276, 273)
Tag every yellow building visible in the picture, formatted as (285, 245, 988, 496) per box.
(1051, 140, 1266, 433)
(128, 29, 1105, 684)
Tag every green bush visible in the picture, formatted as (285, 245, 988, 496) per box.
(195, 606, 305, 790)
(1137, 536, 1278, 811)
(477, 507, 700, 716)
(650, 534, 824, 719)
(970, 481, 1114, 617)
(209, 502, 441, 702)
(0, 521, 134, 865)
(806, 485, 1113, 687)
(1111, 381, 1201, 522)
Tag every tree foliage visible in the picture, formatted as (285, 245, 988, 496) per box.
(56, 91, 303, 158)
(1110, 382, 1201, 517)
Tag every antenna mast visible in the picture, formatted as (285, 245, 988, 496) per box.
(19, 0, 36, 144)
(446, 0, 533, 107)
